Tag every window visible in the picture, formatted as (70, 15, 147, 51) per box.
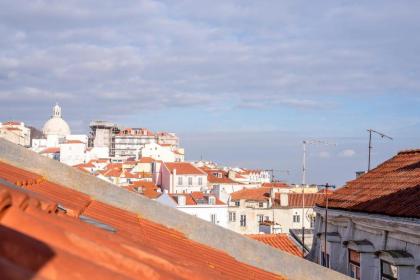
(321, 251, 330, 268)
(240, 215, 246, 227)
(235, 201, 240, 207)
(259, 202, 264, 208)
(310, 216, 316, 228)
(178, 177, 183, 185)
(210, 214, 216, 224)
(348, 249, 360, 279)
(257, 214, 264, 223)
(198, 177, 203, 185)
(381, 260, 398, 280)
(293, 214, 300, 223)
(188, 177, 193, 186)
(229, 212, 236, 222)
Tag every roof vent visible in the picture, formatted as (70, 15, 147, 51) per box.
(79, 215, 117, 233)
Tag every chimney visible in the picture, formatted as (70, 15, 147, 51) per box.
(178, 195, 186, 206)
(280, 193, 289, 207)
(356, 171, 366, 178)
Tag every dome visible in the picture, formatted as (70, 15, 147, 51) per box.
(42, 104, 71, 137)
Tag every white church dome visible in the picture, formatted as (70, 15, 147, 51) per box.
(42, 104, 71, 137)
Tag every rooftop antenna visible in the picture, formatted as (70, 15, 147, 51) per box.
(367, 129, 393, 171)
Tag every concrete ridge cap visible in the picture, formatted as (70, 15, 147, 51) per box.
(0, 139, 351, 280)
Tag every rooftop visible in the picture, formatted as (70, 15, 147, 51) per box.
(317, 149, 420, 218)
(247, 234, 303, 257)
(164, 162, 207, 175)
(231, 187, 271, 202)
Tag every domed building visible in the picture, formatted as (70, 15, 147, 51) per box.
(42, 104, 71, 137)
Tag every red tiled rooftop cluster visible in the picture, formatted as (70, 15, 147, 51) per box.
(0, 161, 284, 279)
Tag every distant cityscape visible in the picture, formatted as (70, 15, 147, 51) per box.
(1, 103, 418, 280)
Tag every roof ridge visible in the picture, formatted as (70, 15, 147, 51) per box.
(397, 149, 420, 155)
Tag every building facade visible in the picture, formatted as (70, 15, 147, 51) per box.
(0, 121, 31, 147)
(160, 162, 208, 193)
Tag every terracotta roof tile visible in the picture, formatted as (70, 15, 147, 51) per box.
(203, 169, 243, 184)
(247, 234, 303, 257)
(0, 161, 284, 279)
(231, 187, 270, 202)
(40, 147, 60, 154)
(317, 149, 420, 218)
(164, 162, 207, 175)
(275, 193, 327, 208)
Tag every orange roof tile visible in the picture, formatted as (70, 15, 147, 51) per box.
(40, 147, 60, 154)
(203, 169, 242, 184)
(164, 162, 207, 175)
(0, 161, 284, 279)
(247, 234, 302, 257)
(317, 149, 420, 218)
(125, 181, 161, 199)
(170, 192, 225, 205)
(231, 187, 271, 202)
(138, 157, 154, 163)
(275, 193, 327, 208)
(262, 182, 290, 188)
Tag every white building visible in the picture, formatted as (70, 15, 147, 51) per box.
(140, 143, 184, 162)
(59, 140, 87, 166)
(0, 121, 31, 147)
(310, 149, 420, 280)
(227, 185, 325, 236)
(157, 192, 228, 228)
(202, 168, 246, 203)
(160, 162, 208, 193)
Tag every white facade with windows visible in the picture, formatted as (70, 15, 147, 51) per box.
(310, 208, 420, 280)
(156, 193, 228, 228)
(160, 162, 208, 194)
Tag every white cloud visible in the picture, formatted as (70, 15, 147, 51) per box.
(339, 149, 356, 158)
(319, 151, 331, 158)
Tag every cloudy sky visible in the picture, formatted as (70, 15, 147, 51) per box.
(0, 0, 419, 186)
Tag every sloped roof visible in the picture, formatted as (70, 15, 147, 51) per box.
(275, 193, 327, 208)
(40, 147, 60, 154)
(247, 234, 302, 257)
(231, 187, 271, 202)
(262, 182, 290, 188)
(125, 181, 161, 199)
(0, 160, 283, 279)
(317, 149, 420, 218)
(203, 169, 242, 184)
(170, 192, 225, 206)
(164, 162, 207, 175)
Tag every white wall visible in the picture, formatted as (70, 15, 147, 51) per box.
(177, 205, 228, 228)
(60, 143, 86, 166)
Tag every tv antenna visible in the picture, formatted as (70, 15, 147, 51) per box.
(367, 129, 393, 171)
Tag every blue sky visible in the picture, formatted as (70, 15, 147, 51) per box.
(0, 1, 419, 186)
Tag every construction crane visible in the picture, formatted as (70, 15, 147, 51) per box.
(367, 129, 393, 171)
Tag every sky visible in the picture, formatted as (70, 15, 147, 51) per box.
(0, 0, 419, 186)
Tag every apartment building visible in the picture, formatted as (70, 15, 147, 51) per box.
(160, 162, 208, 193)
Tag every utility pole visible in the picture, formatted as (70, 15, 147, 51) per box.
(324, 183, 329, 267)
(367, 129, 393, 171)
(301, 140, 335, 256)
